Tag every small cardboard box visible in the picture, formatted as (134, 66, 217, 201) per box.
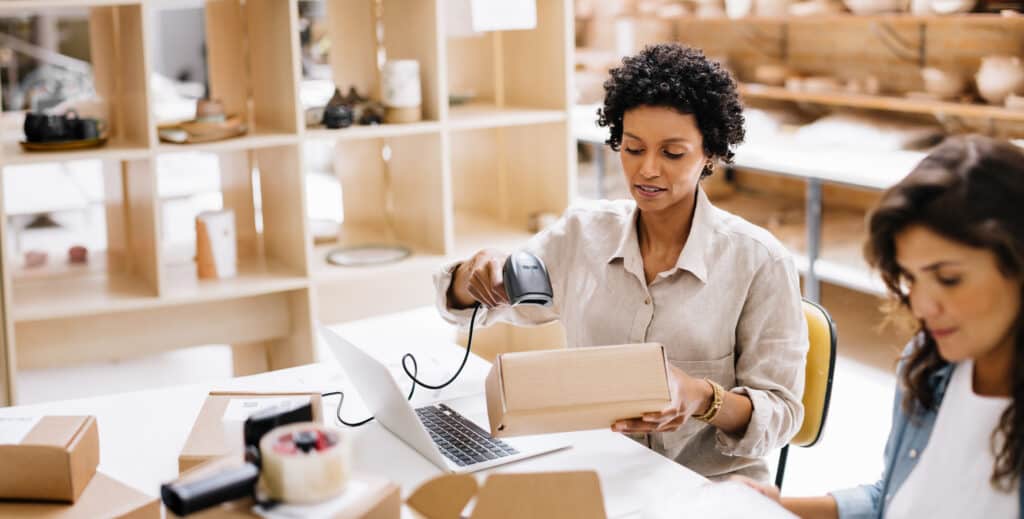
(485, 343, 671, 437)
(0, 416, 99, 502)
(167, 458, 399, 519)
(0, 471, 159, 519)
(407, 471, 607, 519)
(178, 392, 323, 474)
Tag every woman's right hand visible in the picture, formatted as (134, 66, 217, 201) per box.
(450, 249, 510, 309)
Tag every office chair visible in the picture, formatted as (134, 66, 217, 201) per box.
(776, 299, 837, 490)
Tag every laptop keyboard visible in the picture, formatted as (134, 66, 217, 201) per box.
(415, 403, 519, 466)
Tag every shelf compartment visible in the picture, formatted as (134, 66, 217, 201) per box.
(304, 121, 442, 141)
(319, 0, 443, 124)
(0, 140, 151, 166)
(450, 123, 573, 251)
(739, 83, 1024, 123)
(155, 132, 300, 154)
(445, 0, 570, 116)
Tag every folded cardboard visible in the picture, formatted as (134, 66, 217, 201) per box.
(407, 471, 607, 519)
(167, 457, 399, 519)
(0, 416, 99, 502)
(0, 471, 159, 519)
(179, 392, 323, 474)
(485, 343, 671, 437)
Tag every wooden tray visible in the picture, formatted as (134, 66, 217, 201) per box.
(158, 115, 247, 144)
(19, 137, 108, 152)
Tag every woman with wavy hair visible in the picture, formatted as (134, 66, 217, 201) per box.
(738, 134, 1024, 517)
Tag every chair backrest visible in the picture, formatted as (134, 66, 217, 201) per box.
(792, 299, 837, 448)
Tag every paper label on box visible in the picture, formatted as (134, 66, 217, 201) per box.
(0, 416, 41, 444)
(253, 480, 371, 518)
(222, 397, 309, 422)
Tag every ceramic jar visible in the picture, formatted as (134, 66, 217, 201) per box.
(976, 55, 1024, 106)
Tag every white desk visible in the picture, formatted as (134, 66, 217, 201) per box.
(0, 329, 793, 518)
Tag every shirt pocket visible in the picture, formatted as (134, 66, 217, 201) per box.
(667, 351, 736, 388)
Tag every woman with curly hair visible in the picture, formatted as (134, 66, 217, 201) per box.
(737, 135, 1024, 516)
(434, 43, 807, 480)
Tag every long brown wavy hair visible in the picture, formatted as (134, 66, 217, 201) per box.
(865, 134, 1024, 490)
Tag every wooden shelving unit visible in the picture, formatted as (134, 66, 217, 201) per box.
(739, 83, 1024, 123)
(0, 0, 575, 406)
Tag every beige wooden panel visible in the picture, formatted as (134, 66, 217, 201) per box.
(113, 4, 154, 147)
(0, 169, 15, 405)
(124, 158, 162, 295)
(88, 7, 121, 141)
(382, 0, 442, 120)
(325, 0, 379, 97)
(446, 33, 496, 105)
(217, 150, 260, 259)
(102, 160, 130, 273)
(232, 341, 269, 376)
(387, 132, 446, 254)
(267, 288, 315, 369)
(247, 0, 302, 133)
(254, 145, 310, 275)
(206, 0, 250, 123)
(315, 260, 441, 324)
(15, 293, 292, 370)
(502, 0, 571, 109)
(449, 128, 502, 220)
(334, 138, 387, 226)
(501, 122, 573, 227)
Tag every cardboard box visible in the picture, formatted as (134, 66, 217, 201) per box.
(485, 343, 671, 437)
(179, 392, 323, 473)
(0, 416, 99, 502)
(408, 471, 607, 519)
(0, 471, 159, 519)
(167, 459, 399, 519)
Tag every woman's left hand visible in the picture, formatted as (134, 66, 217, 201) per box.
(611, 364, 713, 433)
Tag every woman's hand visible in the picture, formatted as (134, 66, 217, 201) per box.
(730, 475, 782, 504)
(611, 364, 713, 433)
(450, 249, 510, 309)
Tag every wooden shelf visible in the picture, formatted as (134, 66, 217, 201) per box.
(454, 211, 537, 256)
(304, 122, 442, 141)
(738, 83, 1024, 123)
(156, 132, 299, 154)
(1, 141, 150, 166)
(12, 270, 156, 322)
(161, 258, 308, 305)
(673, 13, 1024, 24)
(448, 105, 568, 131)
(0, 0, 140, 10)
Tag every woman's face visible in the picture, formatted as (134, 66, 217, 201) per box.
(895, 224, 1021, 362)
(619, 106, 708, 213)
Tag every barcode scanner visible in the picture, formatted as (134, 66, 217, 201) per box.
(503, 251, 554, 307)
(334, 251, 555, 426)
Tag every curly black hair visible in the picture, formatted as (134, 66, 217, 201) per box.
(597, 43, 745, 177)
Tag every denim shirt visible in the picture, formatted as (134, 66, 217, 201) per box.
(830, 346, 1023, 518)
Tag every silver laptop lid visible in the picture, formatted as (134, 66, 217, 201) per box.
(319, 325, 451, 470)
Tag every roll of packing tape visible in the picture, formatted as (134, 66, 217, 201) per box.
(259, 422, 350, 503)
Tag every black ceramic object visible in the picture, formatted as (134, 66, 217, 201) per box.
(322, 105, 354, 129)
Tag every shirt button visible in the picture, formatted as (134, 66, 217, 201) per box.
(644, 298, 651, 305)
(909, 449, 918, 459)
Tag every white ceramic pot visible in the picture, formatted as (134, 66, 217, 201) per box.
(929, 0, 975, 14)
(843, 0, 905, 14)
(921, 67, 966, 99)
(976, 55, 1024, 106)
(381, 60, 422, 109)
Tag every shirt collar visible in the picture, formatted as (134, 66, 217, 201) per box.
(607, 188, 716, 283)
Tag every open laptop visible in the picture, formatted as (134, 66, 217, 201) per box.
(320, 326, 569, 473)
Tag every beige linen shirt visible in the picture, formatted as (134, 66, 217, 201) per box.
(434, 189, 808, 481)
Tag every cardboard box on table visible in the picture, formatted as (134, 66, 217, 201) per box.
(485, 343, 672, 437)
(0, 416, 99, 502)
(178, 392, 323, 474)
(408, 471, 608, 519)
(0, 472, 159, 519)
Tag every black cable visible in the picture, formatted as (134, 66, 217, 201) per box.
(322, 302, 481, 427)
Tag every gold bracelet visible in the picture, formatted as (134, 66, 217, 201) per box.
(693, 378, 724, 423)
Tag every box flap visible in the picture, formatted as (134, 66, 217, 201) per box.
(406, 472, 606, 519)
(499, 344, 669, 410)
(484, 364, 506, 435)
(406, 474, 478, 519)
(0, 471, 159, 518)
(20, 417, 89, 448)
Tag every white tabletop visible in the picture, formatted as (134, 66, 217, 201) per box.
(0, 326, 793, 518)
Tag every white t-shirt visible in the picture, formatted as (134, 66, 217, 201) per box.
(887, 360, 1017, 519)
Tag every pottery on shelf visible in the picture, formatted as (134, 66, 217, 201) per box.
(843, 0, 904, 14)
(975, 55, 1024, 106)
(921, 67, 967, 100)
(753, 64, 791, 86)
(929, 0, 975, 14)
